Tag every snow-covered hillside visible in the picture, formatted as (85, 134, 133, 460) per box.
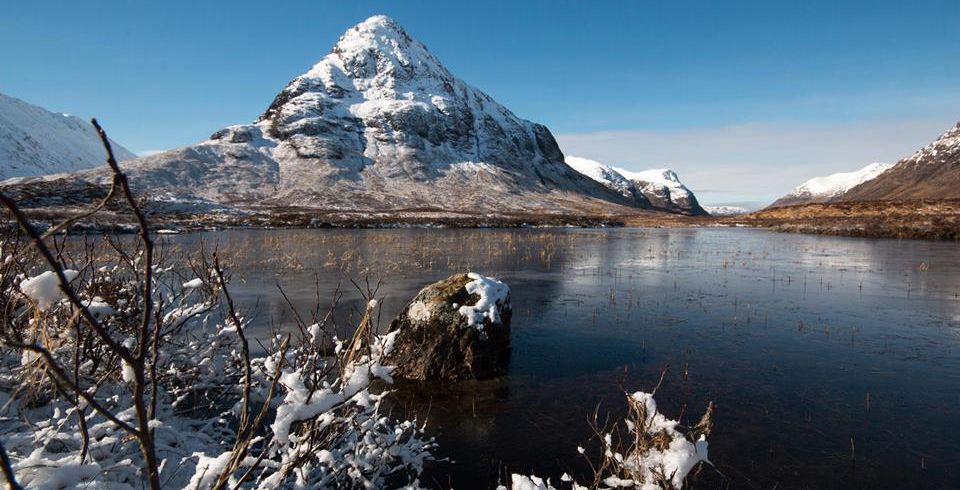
(840, 123, 960, 202)
(0, 93, 135, 180)
(769, 162, 892, 207)
(614, 168, 706, 215)
(564, 156, 644, 201)
(3, 16, 635, 216)
(564, 156, 705, 215)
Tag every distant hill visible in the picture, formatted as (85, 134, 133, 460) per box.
(702, 205, 748, 216)
(0, 93, 135, 180)
(769, 162, 892, 208)
(565, 156, 707, 215)
(840, 123, 960, 201)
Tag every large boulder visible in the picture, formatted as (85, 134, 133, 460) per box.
(387, 273, 511, 381)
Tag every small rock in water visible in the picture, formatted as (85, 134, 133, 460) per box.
(387, 273, 511, 381)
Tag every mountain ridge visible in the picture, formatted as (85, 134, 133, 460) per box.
(838, 123, 960, 202)
(565, 156, 707, 215)
(0, 93, 136, 180)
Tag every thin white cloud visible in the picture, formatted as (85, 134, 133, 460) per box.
(557, 119, 955, 206)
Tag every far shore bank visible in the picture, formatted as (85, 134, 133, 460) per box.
(5, 199, 959, 240)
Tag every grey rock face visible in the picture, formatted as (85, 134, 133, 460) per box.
(386, 273, 511, 381)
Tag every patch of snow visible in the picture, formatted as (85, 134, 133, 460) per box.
(457, 272, 510, 329)
(84, 297, 116, 317)
(19, 269, 79, 311)
(182, 278, 204, 289)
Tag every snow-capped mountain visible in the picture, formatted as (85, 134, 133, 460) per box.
(702, 205, 749, 216)
(5, 16, 636, 215)
(614, 167, 706, 216)
(564, 156, 705, 215)
(0, 93, 135, 180)
(840, 122, 960, 202)
(769, 162, 893, 208)
(564, 156, 648, 203)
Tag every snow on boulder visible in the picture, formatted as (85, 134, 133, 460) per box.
(387, 272, 511, 381)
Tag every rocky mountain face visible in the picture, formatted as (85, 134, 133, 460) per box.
(769, 162, 893, 208)
(839, 123, 960, 202)
(618, 168, 707, 215)
(564, 156, 650, 205)
(565, 156, 706, 215)
(0, 93, 135, 180)
(5, 16, 639, 216)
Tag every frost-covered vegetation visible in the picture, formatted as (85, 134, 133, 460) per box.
(506, 382, 714, 490)
(0, 123, 433, 489)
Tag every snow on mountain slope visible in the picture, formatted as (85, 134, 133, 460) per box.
(702, 205, 749, 216)
(565, 155, 704, 215)
(0, 93, 135, 180)
(769, 162, 892, 208)
(613, 167, 707, 215)
(7, 15, 635, 216)
(564, 156, 641, 200)
(839, 123, 960, 202)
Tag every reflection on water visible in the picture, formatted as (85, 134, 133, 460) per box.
(166, 227, 960, 489)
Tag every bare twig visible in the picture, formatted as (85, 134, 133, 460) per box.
(0, 439, 24, 490)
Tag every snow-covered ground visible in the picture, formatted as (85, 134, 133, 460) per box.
(0, 93, 135, 180)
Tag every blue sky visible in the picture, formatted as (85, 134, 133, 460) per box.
(3, 1, 959, 206)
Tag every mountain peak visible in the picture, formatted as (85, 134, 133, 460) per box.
(904, 122, 960, 165)
(350, 15, 405, 35)
(258, 15, 453, 127)
(331, 14, 418, 58)
(212, 16, 631, 212)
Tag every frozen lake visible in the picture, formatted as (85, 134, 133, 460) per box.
(165, 227, 960, 489)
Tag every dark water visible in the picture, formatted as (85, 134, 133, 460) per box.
(166, 227, 960, 489)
